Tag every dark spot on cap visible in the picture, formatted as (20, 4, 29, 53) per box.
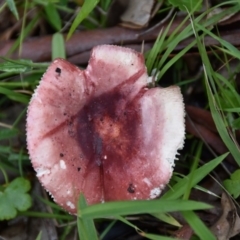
(77, 167, 81, 172)
(60, 153, 64, 157)
(127, 183, 135, 193)
(55, 67, 61, 75)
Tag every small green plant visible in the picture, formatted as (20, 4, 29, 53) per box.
(167, 0, 202, 11)
(223, 169, 240, 198)
(0, 177, 32, 220)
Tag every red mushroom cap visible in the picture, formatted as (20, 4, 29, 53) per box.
(26, 45, 185, 214)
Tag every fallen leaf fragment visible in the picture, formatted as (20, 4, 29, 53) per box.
(120, 0, 155, 28)
(210, 192, 240, 240)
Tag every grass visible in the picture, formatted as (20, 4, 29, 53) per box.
(1, 0, 240, 239)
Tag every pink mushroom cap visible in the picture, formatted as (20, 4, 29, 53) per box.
(26, 45, 185, 214)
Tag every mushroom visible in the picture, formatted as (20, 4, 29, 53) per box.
(26, 45, 185, 214)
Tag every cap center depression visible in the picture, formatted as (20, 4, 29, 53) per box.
(77, 88, 141, 166)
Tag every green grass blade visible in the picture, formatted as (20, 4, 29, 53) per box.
(117, 215, 141, 230)
(196, 23, 240, 60)
(19, 0, 28, 56)
(168, 0, 202, 12)
(215, 72, 240, 106)
(204, 70, 240, 165)
(145, 15, 175, 74)
(80, 200, 211, 219)
(67, 0, 100, 39)
(183, 142, 203, 200)
(36, 196, 64, 211)
(117, 216, 179, 240)
(0, 59, 32, 72)
(35, 231, 42, 240)
(182, 211, 215, 240)
(223, 108, 240, 113)
(6, 0, 19, 20)
(157, 38, 197, 80)
(0, 86, 29, 103)
(145, 29, 163, 74)
(162, 153, 227, 200)
(77, 194, 98, 240)
(139, 232, 179, 240)
(151, 212, 181, 227)
(44, 2, 62, 31)
(99, 220, 117, 239)
(12, 107, 27, 128)
(0, 58, 48, 70)
(156, 4, 240, 81)
(18, 211, 74, 220)
(7, 13, 40, 55)
(193, 17, 240, 165)
(52, 33, 66, 60)
(116, 216, 176, 240)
